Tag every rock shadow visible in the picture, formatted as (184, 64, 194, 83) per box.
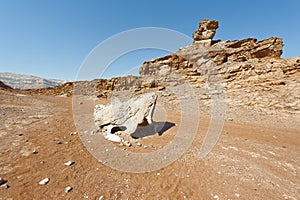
(131, 121, 175, 139)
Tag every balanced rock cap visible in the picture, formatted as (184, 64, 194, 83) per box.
(193, 19, 219, 42)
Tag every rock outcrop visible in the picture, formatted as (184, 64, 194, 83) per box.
(94, 92, 157, 136)
(138, 19, 299, 114)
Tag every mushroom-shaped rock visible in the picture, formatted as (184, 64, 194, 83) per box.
(193, 19, 219, 46)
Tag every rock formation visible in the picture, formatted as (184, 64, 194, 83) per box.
(193, 19, 219, 46)
(94, 92, 157, 138)
(24, 19, 300, 115)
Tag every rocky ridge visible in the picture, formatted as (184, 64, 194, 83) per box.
(0, 72, 66, 89)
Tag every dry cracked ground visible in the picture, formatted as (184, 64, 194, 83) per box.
(0, 88, 299, 200)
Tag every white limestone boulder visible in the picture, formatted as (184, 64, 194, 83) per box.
(94, 92, 157, 135)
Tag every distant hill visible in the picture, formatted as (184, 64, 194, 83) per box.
(0, 80, 12, 90)
(0, 72, 66, 89)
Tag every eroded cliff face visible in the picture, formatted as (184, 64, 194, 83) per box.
(138, 19, 299, 114)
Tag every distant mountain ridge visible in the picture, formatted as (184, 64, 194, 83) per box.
(0, 72, 67, 89)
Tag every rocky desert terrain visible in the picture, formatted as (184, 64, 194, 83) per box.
(0, 19, 299, 200)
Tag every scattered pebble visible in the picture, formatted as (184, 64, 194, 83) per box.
(32, 149, 38, 154)
(0, 177, 8, 188)
(44, 121, 49, 125)
(57, 141, 62, 144)
(90, 130, 96, 135)
(226, 117, 233, 121)
(213, 194, 219, 199)
(64, 161, 75, 166)
(17, 133, 23, 136)
(235, 193, 240, 198)
(123, 140, 132, 147)
(64, 186, 72, 193)
(98, 196, 104, 200)
(39, 178, 50, 185)
(143, 145, 148, 149)
(136, 142, 142, 147)
(158, 86, 165, 91)
(0, 183, 9, 189)
(157, 173, 160, 176)
(70, 132, 77, 135)
(79, 101, 83, 105)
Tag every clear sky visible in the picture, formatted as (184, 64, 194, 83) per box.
(0, 0, 299, 80)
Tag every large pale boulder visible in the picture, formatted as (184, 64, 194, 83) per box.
(94, 92, 157, 135)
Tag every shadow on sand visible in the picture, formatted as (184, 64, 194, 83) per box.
(131, 121, 175, 139)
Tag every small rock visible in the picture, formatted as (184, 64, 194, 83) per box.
(39, 178, 50, 185)
(158, 86, 165, 91)
(143, 145, 148, 149)
(0, 178, 8, 187)
(17, 133, 23, 136)
(90, 130, 96, 135)
(70, 132, 77, 135)
(226, 117, 233, 121)
(64, 186, 72, 193)
(79, 101, 83, 105)
(104, 133, 122, 143)
(134, 88, 141, 92)
(136, 142, 142, 147)
(213, 194, 219, 199)
(44, 121, 49, 125)
(98, 196, 104, 200)
(123, 140, 132, 147)
(0, 183, 9, 188)
(57, 141, 62, 144)
(64, 161, 75, 166)
(235, 193, 240, 198)
(32, 149, 38, 154)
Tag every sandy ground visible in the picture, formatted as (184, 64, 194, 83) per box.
(0, 89, 299, 200)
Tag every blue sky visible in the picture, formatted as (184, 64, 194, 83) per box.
(0, 0, 299, 80)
